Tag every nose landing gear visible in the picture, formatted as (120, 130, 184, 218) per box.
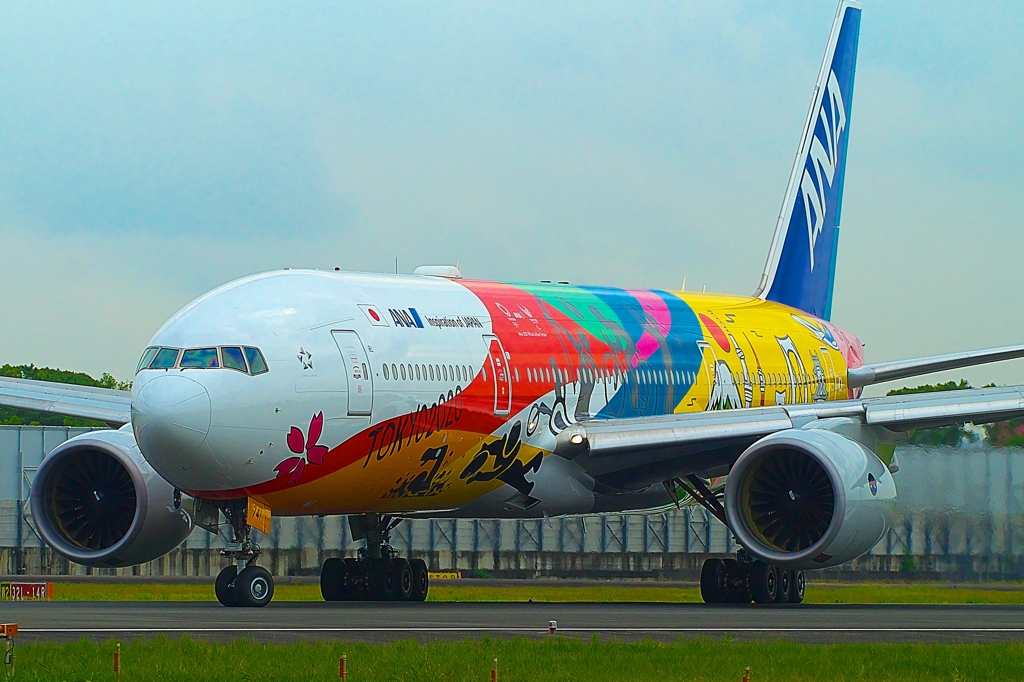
(214, 500, 274, 608)
(319, 514, 429, 602)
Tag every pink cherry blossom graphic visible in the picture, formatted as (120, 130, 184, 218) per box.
(274, 412, 330, 485)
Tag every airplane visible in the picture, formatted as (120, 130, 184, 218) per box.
(5, 0, 1024, 608)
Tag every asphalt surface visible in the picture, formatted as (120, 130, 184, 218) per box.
(6, 601, 1024, 644)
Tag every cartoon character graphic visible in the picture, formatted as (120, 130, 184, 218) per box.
(708, 360, 742, 410)
(810, 352, 829, 402)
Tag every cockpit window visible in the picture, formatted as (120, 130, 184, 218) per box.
(222, 346, 248, 373)
(137, 347, 159, 373)
(180, 348, 219, 368)
(150, 348, 180, 369)
(140, 345, 267, 375)
(244, 347, 268, 375)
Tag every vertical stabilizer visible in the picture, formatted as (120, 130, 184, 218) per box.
(753, 0, 861, 320)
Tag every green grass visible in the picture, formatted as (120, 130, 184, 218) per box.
(48, 581, 1024, 604)
(12, 636, 1024, 681)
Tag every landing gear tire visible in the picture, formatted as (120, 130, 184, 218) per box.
(393, 558, 414, 601)
(368, 558, 397, 601)
(787, 570, 806, 604)
(749, 561, 779, 604)
(343, 558, 363, 599)
(700, 558, 727, 604)
(234, 565, 274, 607)
(774, 567, 793, 603)
(215, 565, 239, 607)
(410, 558, 429, 602)
(722, 558, 752, 603)
(321, 557, 347, 602)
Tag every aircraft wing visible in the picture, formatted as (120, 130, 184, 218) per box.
(847, 344, 1024, 389)
(556, 385, 1024, 489)
(0, 377, 132, 426)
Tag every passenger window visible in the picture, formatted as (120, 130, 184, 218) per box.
(137, 347, 158, 373)
(401, 365, 407, 380)
(392, 364, 398, 380)
(222, 347, 247, 373)
(244, 347, 269, 375)
(150, 348, 180, 369)
(383, 364, 390, 380)
(514, 367, 520, 382)
(415, 365, 421, 381)
(181, 348, 219, 368)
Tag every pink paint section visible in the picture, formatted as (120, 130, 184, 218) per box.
(826, 321, 864, 398)
(627, 289, 673, 366)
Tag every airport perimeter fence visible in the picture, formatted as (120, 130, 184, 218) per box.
(3, 425, 1024, 581)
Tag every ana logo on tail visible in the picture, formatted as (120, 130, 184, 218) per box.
(803, 70, 847, 272)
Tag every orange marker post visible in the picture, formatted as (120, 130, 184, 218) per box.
(114, 641, 121, 679)
(491, 657, 497, 682)
(742, 666, 751, 682)
(340, 654, 347, 680)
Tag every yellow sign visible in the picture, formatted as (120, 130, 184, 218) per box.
(428, 571, 461, 580)
(246, 497, 272, 534)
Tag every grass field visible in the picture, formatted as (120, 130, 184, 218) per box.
(12, 636, 1024, 681)
(45, 580, 1024, 604)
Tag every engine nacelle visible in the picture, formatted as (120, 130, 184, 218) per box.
(29, 427, 194, 568)
(724, 425, 896, 570)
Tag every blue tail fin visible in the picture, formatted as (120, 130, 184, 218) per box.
(754, 0, 861, 321)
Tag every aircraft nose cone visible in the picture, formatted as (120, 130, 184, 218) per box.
(133, 375, 212, 461)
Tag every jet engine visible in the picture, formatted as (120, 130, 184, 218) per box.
(724, 425, 895, 570)
(29, 427, 194, 568)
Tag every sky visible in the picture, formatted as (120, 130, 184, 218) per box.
(1, 1, 1022, 393)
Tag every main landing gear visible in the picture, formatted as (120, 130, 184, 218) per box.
(215, 500, 274, 608)
(320, 514, 429, 602)
(699, 552, 805, 605)
(667, 476, 805, 605)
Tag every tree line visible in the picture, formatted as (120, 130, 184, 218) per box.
(0, 363, 131, 427)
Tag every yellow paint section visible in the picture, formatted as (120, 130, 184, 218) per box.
(673, 293, 849, 413)
(259, 427, 546, 517)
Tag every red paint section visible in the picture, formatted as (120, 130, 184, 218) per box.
(699, 314, 730, 351)
(207, 280, 624, 500)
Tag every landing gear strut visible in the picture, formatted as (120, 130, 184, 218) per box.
(699, 552, 805, 605)
(320, 514, 429, 602)
(215, 500, 274, 608)
(670, 476, 806, 606)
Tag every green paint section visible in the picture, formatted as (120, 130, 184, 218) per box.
(514, 282, 625, 349)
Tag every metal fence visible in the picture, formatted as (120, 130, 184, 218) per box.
(3, 426, 1024, 580)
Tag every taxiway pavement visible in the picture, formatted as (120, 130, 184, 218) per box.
(6, 601, 1024, 644)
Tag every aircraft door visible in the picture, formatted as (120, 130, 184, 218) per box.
(483, 334, 511, 416)
(331, 331, 374, 416)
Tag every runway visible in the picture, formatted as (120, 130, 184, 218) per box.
(7, 601, 1024, 644)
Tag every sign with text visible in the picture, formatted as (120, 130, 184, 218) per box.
(247, 497, 272, 534)
(0, 582, 53, 601)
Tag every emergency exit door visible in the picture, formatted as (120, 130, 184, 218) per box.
(483, 334, 511, 416)
(332, 331, 374, 416)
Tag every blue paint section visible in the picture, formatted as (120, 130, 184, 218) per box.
(767, 4, 861, 319)
(580, 288, 705, 419)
